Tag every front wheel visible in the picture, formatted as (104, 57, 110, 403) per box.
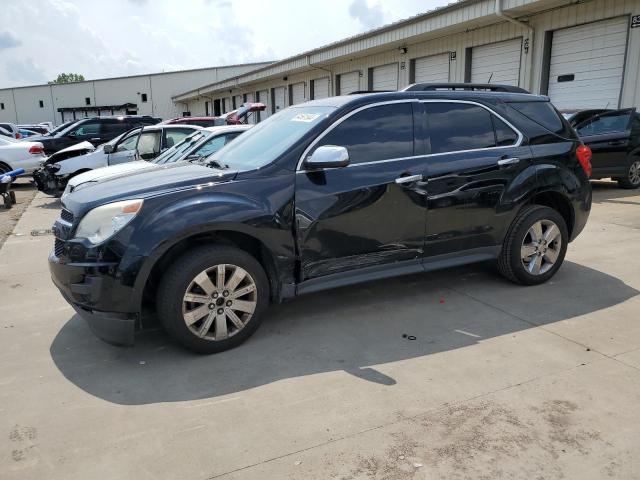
(497, 205, 568, 285)
(616, 159, 640, 189)
(156, 245, 269, 354)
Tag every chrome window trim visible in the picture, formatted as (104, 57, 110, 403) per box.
(296, 99, 524, 173)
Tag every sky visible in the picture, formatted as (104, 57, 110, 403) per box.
(0, 0, 453, 88)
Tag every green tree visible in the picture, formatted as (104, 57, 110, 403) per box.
(49, 73, 85, 84)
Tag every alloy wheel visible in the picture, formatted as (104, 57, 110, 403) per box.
(182, 264, 257, 341)
(629, 160, 640, 186)
(520, 219, 562, 275)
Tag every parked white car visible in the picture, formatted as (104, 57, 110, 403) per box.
(0, 135, 45, 174)
(0, 122, 21, 139)
(34, 124, 200, 196)
(63, 124, 251, 198)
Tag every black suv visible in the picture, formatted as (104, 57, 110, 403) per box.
(30, 116, 160, 155)
(567, 108, 640, 188)
(50, 85, 592, 353)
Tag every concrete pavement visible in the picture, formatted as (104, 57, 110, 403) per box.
(0, 181, 639, 479)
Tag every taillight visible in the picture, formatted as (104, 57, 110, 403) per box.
(15, 132, 22, 139)
(29, 145, 44, 155)
(576, 145, 592, 178)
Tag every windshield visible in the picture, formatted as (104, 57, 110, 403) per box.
(152, 131, 208, 164)
(209, 106, 334, 170)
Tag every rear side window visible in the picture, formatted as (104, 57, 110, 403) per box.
(424, 103, 497, 153)
(314, 103, 414, 164)
(101, 120, 129, 136)
(493, 116, 519, 146)
(164, 129, 194, 148)
(575, 110, 632, 136)
(509, 101, 564, 134)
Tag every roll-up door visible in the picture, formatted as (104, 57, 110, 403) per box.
(290, 82, 306, 105)
(471, 38, 522, 86)
(547, 16, 628, 110)
(272, 86, 286, 114)
(338, 71, 359, 95)
(371, 63, 398, 90)
(312, 77, 330, 99)
(413, 53, 450, 83)
(256, 90, 270, 121)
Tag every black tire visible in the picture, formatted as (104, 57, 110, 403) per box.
(0, 163, 11, 175)
(3, 195, 11, 209)
(156, 244, 269, 354)
(616, 159, 640, 189)
(497, 205, 568, 285)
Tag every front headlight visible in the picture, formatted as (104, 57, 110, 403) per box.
(74, 199, 143, 244)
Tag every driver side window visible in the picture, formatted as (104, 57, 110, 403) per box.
(116, 132, 140, 152)
(576, 111, 631, 136)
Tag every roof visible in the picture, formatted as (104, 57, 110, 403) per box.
(203, 125, 253, 133)
(293, 90, 546, 108)
(0, 62, 275, 91)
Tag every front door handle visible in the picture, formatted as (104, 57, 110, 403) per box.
(497, 157, 520, 166)
(90, 137, 101, 141)
(608, 140, 625, 146)
(395, 174, 423, 184)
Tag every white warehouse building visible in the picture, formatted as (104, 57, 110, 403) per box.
(174, 0, 640, 119)
(0, 62, 272, 125)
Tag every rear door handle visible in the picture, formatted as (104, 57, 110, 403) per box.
(395, 174, 423, 184)
(497, 157, 520, 166)
(90, 137, 101, 141)
(608, 140, 625, 146)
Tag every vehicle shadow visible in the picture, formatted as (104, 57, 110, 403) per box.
(49, 261, 638, 405)
(591, 180, 640, 204)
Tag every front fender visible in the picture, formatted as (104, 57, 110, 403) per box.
(114, 178, 296, 311)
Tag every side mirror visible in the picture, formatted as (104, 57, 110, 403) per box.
(303, 145, 349, 170)
(103, 144, 114, 154)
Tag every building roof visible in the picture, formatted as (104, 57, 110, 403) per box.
(173, 0, 556, 102)
(0, 62, 275, 91)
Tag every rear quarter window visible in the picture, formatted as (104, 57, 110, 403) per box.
(508, 101, 568, 136)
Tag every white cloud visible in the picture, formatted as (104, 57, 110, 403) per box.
(0, 0, 449, 88)
(349, 0, 386, 29)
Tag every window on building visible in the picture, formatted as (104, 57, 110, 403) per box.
(141, 93, 148, 102)
(313, 103, 414, 165)
(39, 100, 44, 108)
(0, 103, 4, 110)
(424, 103, 497, 153)
(85, 97, 91, 106)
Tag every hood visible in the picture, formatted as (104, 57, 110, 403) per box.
(63, 162, 237, 214)
(44, 141, 95, 164)
(67, 161, 154, 189)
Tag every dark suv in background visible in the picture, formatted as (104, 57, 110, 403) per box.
(50, 84, 592, 353)
(29, 115, 161, 154)
(568, 108, 640, 188)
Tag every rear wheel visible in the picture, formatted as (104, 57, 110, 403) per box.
(0, 163, 11, 175)
(156, 245, 269, 354)
(498, 205, 568, 285)
(616, 159, 640, 189)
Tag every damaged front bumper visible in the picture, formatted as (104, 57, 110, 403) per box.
(33, 166, 66, 196)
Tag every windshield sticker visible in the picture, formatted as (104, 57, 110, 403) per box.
(291, 113, 321, 123)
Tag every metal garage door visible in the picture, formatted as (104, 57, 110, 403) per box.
(471, 38, 522, 85)
(413, 53, 450, 83)
(548, 17, 628, 110)
(256, 90, 270, 121)
(338, 71, 359, 95)
(291, 82, 305, 105)
(312, 77, 330, 99)
(272, 86, 286, 113)
(371, 63, 398, 90)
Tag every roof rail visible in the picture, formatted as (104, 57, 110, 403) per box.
(347, 90, 393, 94)
(403, 83, 530, 94)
